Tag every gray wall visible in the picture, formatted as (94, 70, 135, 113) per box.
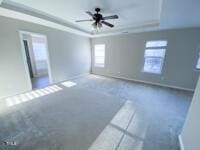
(0, 16, 91, 99)
(181, 76, 200, 150)
(91, 29, 200, 90)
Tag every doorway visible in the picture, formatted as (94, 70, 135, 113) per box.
(20, 31, 52, 89)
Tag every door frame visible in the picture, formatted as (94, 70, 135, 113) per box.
(23, 39, 34, 78)
(19, 30, 53, 90)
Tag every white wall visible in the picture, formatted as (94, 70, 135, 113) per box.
(91, 28, 200, 90)
(0, 16, 91, 99)
(180, 76, 200, 150)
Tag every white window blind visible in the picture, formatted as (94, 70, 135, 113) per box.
(143, 41, 168, 74)
(94, 44, 105, 67)
(32, 42, 48, 74)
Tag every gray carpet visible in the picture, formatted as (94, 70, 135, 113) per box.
(0, 74, 192, 150)
(72, 75, 192, 150)
(0, 85, 124, 150)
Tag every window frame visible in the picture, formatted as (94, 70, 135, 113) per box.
(94, 44, 106, 68)
(142, 40, 168, 74)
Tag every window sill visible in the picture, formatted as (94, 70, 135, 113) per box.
(142, 70, 162, 75)
(94, 66, 105, 68)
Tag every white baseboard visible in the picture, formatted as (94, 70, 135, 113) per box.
(56, 72, 90, 84)
(0, 89, 30, 101)
(65, 72, 90, 81)
(179, 135, 185, 150)
(92, 73, 194, 92)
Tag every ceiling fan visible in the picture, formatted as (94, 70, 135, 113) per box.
(75, 8, 119, 29)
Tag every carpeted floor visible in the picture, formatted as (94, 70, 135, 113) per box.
(0, 74, 193, 150)
(31, 75, 49, 89)
(72, 75, 193, 150)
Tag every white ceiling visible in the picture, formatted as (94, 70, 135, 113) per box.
(2, 0, 162, 34)
(160, 0, 200, 29)
(1, 0, 200, 37)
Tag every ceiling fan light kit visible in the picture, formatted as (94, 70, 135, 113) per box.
(92, 22, 102, 29)
(76, 8, 119, 30)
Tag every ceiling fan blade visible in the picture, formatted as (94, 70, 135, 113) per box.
(101, 21, 114, 28)
(86, 11, 96, 18)
(75, 19, 93, 22)
(103, 15, 119, 20)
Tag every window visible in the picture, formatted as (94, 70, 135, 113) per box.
(196, 53, 200, 69)
(94, 44, 105, 67)
(143, 40, 168, 74)
(32, 42, 47, 61)
(32, 41, 48, 74)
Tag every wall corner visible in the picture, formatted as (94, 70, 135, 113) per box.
(179, 134, 185, 150)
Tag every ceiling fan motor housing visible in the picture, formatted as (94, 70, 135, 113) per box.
(76, 7, 118, 28)
(94, 13, 103, 23)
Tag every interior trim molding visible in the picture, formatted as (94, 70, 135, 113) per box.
(2, 0, 90, 34)
(92, 73, 194, 92)
(18, 30, 54, 92)
(1, 0, 161, 37)
(179, 135, 185, 150)
(0, 6, 160, 38)
(57, 73, 90, 84)
(0, 7, 92, 37)
(92, 21, 160, 37)
(0, 89, 29, 101)
(2, 3, 197, 38)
